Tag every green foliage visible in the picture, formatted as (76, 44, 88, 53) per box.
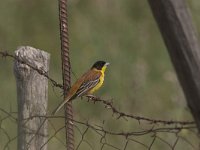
(0, 0, 200, 149)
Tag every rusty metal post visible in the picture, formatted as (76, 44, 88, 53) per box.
(58, 0, 74, 149)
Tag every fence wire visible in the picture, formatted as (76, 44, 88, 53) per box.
(0, 51, 199, 150)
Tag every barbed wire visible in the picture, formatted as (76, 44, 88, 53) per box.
(85, 96, 195, 126)
(9, 114, 193, 137)
(0, 50, 199, 150)
(0, 50, 63, 89)
(0, 50, 195, 126)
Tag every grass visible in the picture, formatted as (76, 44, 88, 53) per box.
(0, 0, 199, 149)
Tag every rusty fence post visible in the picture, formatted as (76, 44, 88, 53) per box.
(58, 0, 75, 149)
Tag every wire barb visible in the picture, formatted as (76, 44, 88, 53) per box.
(85, 95, 195, 126)
(0, 50, 63, 89)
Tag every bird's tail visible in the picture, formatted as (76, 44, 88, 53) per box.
(52, 97, 70, 115)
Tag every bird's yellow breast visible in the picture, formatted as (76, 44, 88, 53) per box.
(89, 72, 104, 94)
(88, 66, 107, 94)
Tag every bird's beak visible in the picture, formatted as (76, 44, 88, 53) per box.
(105, 62, 110, 66)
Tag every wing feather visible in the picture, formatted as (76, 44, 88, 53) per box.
(76, 76, 100, 97)
(52, 69, 102, 115)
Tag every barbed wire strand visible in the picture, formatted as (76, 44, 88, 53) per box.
(85, 96, 195, 125)
(0, 51, 63, 89)
(0, 51, 196, 126)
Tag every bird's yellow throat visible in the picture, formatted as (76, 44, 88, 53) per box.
(101, 65, 107, 73)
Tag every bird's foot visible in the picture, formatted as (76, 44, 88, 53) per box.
(85, 94, 97, 103)
(86, 94, 96, 99)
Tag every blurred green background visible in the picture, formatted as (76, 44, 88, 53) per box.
(0, 0, 200, 149)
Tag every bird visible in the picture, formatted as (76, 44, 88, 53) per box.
(52, 60, 110, 115)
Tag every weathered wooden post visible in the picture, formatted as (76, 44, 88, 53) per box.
(14, 46, 50, 150)
(148, 0, 200, 130)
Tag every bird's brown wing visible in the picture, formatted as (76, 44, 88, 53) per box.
(52, 69, 101, 115)
(74, 70, 101, 97)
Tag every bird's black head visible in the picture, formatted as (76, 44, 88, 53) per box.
(91, 61, 109, 70)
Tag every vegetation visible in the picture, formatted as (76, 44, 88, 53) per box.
(0, 0, 200, 149)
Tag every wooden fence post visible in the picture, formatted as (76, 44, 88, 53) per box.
(148, 0, 200, 130)
(14, 46, 50, 150)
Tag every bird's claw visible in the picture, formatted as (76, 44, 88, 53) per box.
(86, 94, 96, 100)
